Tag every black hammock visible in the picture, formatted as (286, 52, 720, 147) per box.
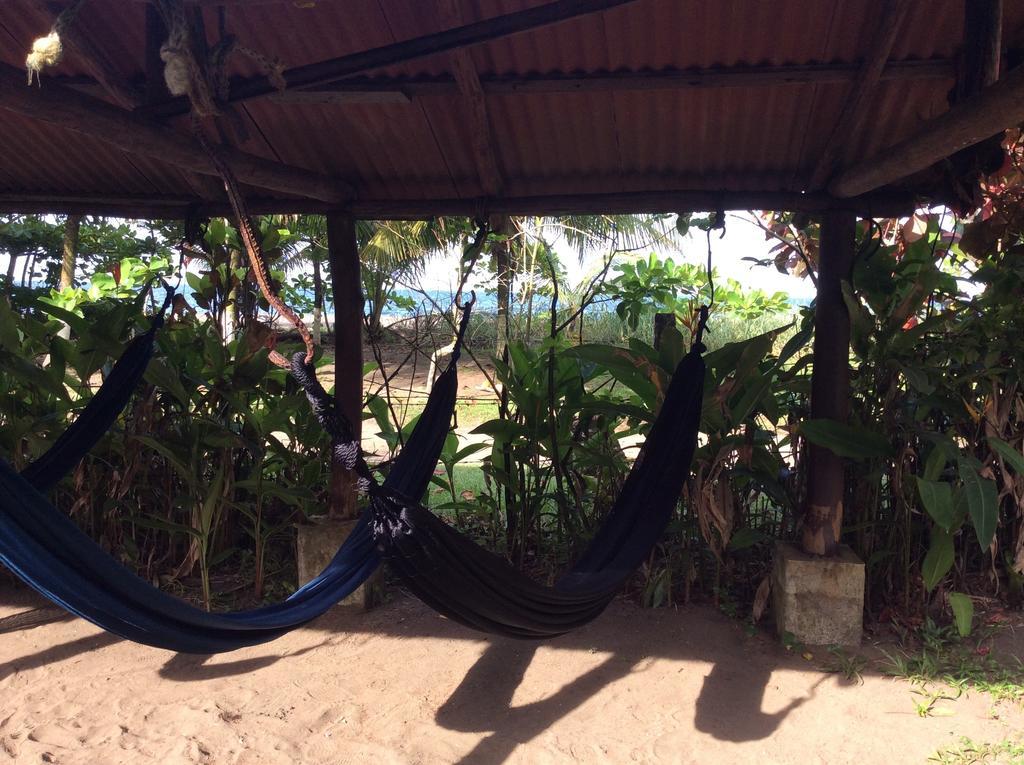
(290, 330, 706, 639)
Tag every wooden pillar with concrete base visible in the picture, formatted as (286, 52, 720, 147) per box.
(773, 210, 864, 645)
(295, 213, 380, 608)
(801, 210, 856, 557)
(326, 213, 363, 522)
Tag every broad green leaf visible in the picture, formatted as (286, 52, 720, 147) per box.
(33, 299, 90, 337)
(0, 352, 69, 400)
(453, 442, 489, 463)
(133, 516, 201, 540)
(185, 271, 205, 293)
(365, 394, 396, 437)
(922, 445, 947, 482)
(922, 527, 954, 592)
(729, 370, 774, 426)
(800, 419, 892, 460)
(200, 463, 226, 536)
(144, 358, 190, 406)
(133, 435, 194, 485)
(957, 459, 998, 553)
(776, 325, 811, 366)
(987, 436, 1024, 475)
(914, 477, 956, 531)
(947, 592, 974, 637)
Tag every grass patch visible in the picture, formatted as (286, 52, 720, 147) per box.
(453, 400, 499, 428)
(930, 736, 1024, 764)
(881, 619, 1024, 706)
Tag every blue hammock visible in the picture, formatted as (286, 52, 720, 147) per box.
(0, 309, 462, 653)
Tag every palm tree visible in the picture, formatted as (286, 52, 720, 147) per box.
(282, 216, 469, 342)
(492, 213, 680, 354)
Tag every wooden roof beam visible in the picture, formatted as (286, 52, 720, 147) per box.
(0, 63, 350, 204)
(142, 0, 642, 118)
(439, 0, 503, 197)
(57, 60, 955, 105)
(829, 62, 1024, 198)
(0, 188, 916, 220)
(806, 0, 913, 191)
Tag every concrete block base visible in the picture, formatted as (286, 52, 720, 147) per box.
(772, 541, 864, 646)
(296, 518, 382, 610)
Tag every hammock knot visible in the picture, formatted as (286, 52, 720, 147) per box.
(333, 441, 360, 471)
(369, 497, 414, 544)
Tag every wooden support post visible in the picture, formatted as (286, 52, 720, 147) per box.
(801, 210, 857, 557)
(326, 214, 363, 519)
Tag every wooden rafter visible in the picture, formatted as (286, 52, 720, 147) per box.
(806, 0, 914, 191)
(0, 63, 350, 203)
(955, 0, 1002, 101)
(142, 0, 642, 118)
(829, 62, 1024, 198)
(438, 0, 503, 196)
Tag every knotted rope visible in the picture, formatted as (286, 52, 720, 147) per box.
(153, 0, 286, 118)
(25, 0, 89, 85)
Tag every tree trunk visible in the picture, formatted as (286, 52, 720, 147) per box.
(311, 247, 324, 345)
(226, 247, 242, 339)
(493, 217, 513, 359)
(59, 215, 81, 291)
(58, 214, 82, 339)
(4, 253, 18, 293)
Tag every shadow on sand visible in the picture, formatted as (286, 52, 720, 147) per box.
(0, 584, 835, 763)
(434, 628, 825, 764)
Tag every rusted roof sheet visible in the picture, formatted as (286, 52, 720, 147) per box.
(0, 0, 1022, 214)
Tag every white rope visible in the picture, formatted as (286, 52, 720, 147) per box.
(25, 0, 89, 86)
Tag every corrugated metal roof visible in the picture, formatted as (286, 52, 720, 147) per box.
(1, 0, 1022, 215)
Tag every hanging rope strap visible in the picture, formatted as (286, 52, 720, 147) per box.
(450, 292, 476, 365)
(696, 209, 723, 348)
(195, 131, 315, 368)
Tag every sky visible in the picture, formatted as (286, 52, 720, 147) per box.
(1, 212, 818, 303)
(415, 212, 818, 303)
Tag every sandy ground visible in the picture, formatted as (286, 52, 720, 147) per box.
(1, 588, 1022, 765)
